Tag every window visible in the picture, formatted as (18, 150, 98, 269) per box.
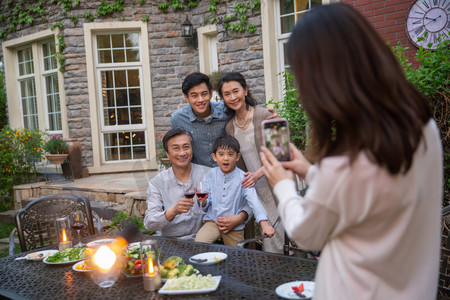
(3, 31, 65, 135)
(95, 32, 146, 162)
(277, 0, 322, 88)
(84, 21, 156, 172)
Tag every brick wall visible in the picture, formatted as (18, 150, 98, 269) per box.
(343, 0, 417, 59)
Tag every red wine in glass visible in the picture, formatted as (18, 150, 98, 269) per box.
(72, 223, 85, 231)
(184, 192, 195, 199)
(196, 192, 208, 200)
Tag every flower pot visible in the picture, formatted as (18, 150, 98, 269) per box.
(159, 158, 172, 170)
(46, 154, 69, 164)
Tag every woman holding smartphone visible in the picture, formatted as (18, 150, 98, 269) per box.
(260, 4, 442, 299)
(217, 72, 284, 253)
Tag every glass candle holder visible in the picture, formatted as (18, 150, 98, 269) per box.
(56, 217, 72, 251)
(141, 239, 161, 291)
(90, 244, 120, 288)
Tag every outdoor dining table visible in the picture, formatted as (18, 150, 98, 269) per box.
(0, 232, 317, 299)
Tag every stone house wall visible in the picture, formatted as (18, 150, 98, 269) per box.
(0, 1, 265, 168)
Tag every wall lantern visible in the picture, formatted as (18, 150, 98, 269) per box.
(181, 16, 198, 48)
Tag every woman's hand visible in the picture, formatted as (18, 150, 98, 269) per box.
(280, 143, 312, 179)
(241, 171, 262, 188)
(260, 146, 294, 188)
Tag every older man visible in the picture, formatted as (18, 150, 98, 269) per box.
(144, 128, 249, 240)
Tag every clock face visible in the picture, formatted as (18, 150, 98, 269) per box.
(406, 0, 450, 49)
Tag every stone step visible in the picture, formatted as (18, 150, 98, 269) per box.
(0, 210, 17, 224)
(90, 200, 127, 220)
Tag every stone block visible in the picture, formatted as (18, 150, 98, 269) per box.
(93, 192, 108, 202)
(107, 193, 116, 202)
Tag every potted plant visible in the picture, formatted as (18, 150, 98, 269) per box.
(44, 135, 69, 164)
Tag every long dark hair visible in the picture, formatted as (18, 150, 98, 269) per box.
(287, 4, 431, 174)
(217, 72, 257, 116)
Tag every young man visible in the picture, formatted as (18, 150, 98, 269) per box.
(195, 135, 275, 246)
(171, 72, 227, 168)
(144, 128, 249, 240)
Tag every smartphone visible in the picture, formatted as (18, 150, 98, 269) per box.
(262, 118, 291, 161)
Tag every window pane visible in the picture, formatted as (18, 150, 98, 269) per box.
(18, 47, 34, 76)
(130, 107, 142, 124)
(128, 70, 139, 87)
(102, 89, 115, 108)
(97, 35, 111, 49)
(117, 108, 130, 125)
(115, 89, 128, 107)
(112, 49, 125, 63)
(42, 41, 57, 71)
(281, 15, 295, 34)
(111, 34, 124, 48)
(45, 74, 62, 131)
(104, 131, 146, 161)
(281, 0, 294, 15)
(114, 70, 127, 88)
(126, 49, 139, 62)
(20, 79, 38, 129)
(98, 50, 112, 63)
(129, 88, 141, 105)
(125, 33, 139, 47)
(101, 71, 114, 88)
(133, 146, 146, 159)
(104, 108, 116, 125)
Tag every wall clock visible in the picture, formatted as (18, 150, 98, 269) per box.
(406, 0, 450, 49)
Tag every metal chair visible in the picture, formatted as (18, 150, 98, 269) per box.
(439, 205, 450, 299)
(9, 194, 102, 255)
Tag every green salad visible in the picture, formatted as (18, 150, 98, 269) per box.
(46, 247, 86, 263)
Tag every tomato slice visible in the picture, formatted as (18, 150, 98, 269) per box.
(291, 283, 304, 293)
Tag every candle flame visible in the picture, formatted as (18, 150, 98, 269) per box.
(93, 246, 116, 270)
(62, 229, 68, 242)
(148, 257, 155, 275)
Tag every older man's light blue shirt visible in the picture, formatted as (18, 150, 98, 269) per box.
(171, 102, 230, 167)
(144, 163, 210, 240)
(202, 167, 268, 231)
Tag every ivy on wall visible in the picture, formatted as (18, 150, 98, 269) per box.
(0, 0, 261, 71)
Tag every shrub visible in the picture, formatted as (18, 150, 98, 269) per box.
(266, 70, 309, 151)
(0, 127, 44, 210)
(392, 38, 450, 204)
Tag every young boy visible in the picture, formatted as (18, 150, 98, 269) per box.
(194, 135, 275, 246)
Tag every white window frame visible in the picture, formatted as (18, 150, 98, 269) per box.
(261, 0, 333, 103)
(84, 22, 157, 173)
(2, 29, 67, 136)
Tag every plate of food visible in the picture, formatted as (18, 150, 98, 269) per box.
(86, 239, 116, 247)
(159, 274, 221, 295)
(188, 252, 227, 265)
(43, 247, 86, 265)
(275, 281, 315, 299)
(22, 250, 59, 261)
(72, 260, 93, 272)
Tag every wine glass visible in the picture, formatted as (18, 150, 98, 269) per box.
(183, 185, 196, 216)
(195, 181, 208, 214)
(70, 210, 86, 247)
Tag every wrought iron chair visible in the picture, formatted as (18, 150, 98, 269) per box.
(9, 194, 102, 255)
(439, 205, 450, 299)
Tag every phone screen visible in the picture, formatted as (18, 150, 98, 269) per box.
(263, 120, 290, 161)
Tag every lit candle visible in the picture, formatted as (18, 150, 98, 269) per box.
(143, 256, 161, 291)
(141, 239, 161, 292)
(56, 217, 72, 251)
(90, 244, 120, 288)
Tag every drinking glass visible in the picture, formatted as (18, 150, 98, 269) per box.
(183, 185, 196, 216)
(195, 181, 208, 214)
(70, 210, 86, 247)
